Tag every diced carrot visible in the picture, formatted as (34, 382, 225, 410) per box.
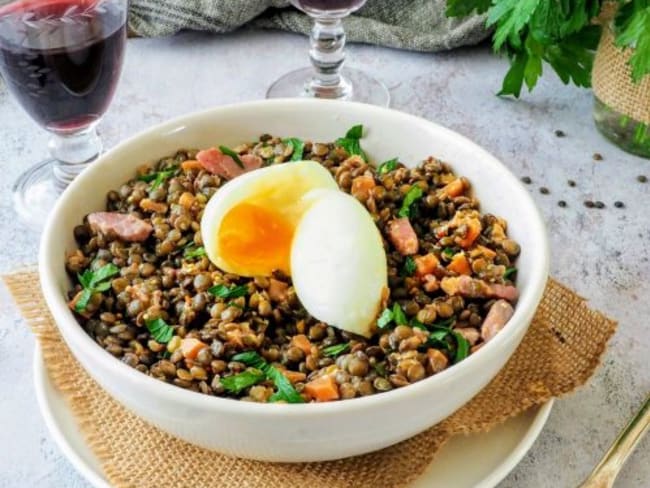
(456, 218, 482, 248)
(351, 175, 376, 201)
(304, 375, 340, 402)
(178, 191, 195, 209)
(441, 178, 466, 198)
(291, 334, 312, 356)
(282, 370, 307, 383)
(180, 338, 207, 359)
(181, 159, 203, 171)
(448, 253, 471, 275)
(414, 253, 440, 277)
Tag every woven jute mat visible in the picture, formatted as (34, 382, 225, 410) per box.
(4, 271, 616, 488)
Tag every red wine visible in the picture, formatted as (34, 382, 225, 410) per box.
(0, 0, 126, 132)
(292, 0, 366, 14)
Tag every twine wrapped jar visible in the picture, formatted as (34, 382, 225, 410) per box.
(592, 25, 650, 158)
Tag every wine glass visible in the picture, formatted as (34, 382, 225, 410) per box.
(0, 0, 128, 229)
(267, 0, 390, 106)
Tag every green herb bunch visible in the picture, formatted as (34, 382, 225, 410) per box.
(446, 0, 650, 97)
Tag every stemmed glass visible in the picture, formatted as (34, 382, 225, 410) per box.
(0, 0, 128, 229)
(267, 0, 389, 106)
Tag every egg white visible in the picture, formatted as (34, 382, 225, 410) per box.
(290, 189, 388, 338)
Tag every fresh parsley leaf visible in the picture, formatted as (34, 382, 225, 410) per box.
(442, 247, 456, 259)
(283, 138, 305, 161)
(453, 331, 470, 363)
(398, 186, 424, 218)
(220, 369, 266, 394)
(138, 167, 178, 190)
(446, 0, 491, 17)
(184, 246, 206, 259)
(346, 124, 364, 139)
(503, 267, 518, 279)
(336, 124, 367, 161)
(498, 49, 528, 98)
(219, 145, 244, 169)
(401, 256, 417, 277)
(392, 303, 408, 326)
(74, 263, 119, 312)
(410, 318, 428, 331)
(74, 289, 93, 313)
(232, 351, 266, 369)
(433, 317, 456, 329)
(376, 158, 399, 175)
(377, 308, 394, 329)
(615, 5, 650, 82)
(231, 351, 303, 403)
(208, 284, 249, 299)
(265, 366, 304, 403)
(88, 263, 119, 288)
(145, 318, 174, 344)
(429, 329, 450, 343)
(322, 343, 350, 357)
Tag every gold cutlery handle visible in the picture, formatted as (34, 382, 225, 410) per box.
(579, 393, 650, 488)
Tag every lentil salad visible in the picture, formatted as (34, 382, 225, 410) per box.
(66, 128, 521, 403)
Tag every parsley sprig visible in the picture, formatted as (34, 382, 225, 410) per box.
(230, 351, 304, 403)
(445, 1, 650, 98)
(75, 263, 119, 312)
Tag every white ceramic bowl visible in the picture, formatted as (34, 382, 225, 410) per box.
(39, 99, 549, 462)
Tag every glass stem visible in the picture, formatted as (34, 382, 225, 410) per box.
(308, 15, 351, 99)
(49, 125, 102, 190)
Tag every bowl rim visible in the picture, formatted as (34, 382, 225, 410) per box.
(39, 98, 549, 417)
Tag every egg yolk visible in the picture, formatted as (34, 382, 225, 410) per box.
(217, 202, 294, 276)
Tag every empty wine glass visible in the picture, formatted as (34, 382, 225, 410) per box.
(267, 0, 389, 106)
(0, 0, 127, 229)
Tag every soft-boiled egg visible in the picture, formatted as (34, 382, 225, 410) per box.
(201, 161, 387, 337)
(290, 189, 388, 337)
(201, 160, 338, 277)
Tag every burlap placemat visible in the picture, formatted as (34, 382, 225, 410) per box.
(4, 271, 616, 488)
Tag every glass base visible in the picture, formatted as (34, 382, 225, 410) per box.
(12, 158, 62, 230)
(267, 67, 390, 107)
(593, 97, 650, 159)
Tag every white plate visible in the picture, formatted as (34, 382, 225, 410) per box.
(33, 345, 553, 488)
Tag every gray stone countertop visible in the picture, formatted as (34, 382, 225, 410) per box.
(0, 29, 648, 488)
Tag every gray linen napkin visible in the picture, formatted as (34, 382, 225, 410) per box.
(129, 0, 489, 51)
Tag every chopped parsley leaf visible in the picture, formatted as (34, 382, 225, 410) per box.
(283, 137, 305, 161)
(398, 186, 424, 218)
(145, 318, 174, 344)
(376, 158, 399, 175)
(208, 284, 249, 299)
(218, 145, 244, 169)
